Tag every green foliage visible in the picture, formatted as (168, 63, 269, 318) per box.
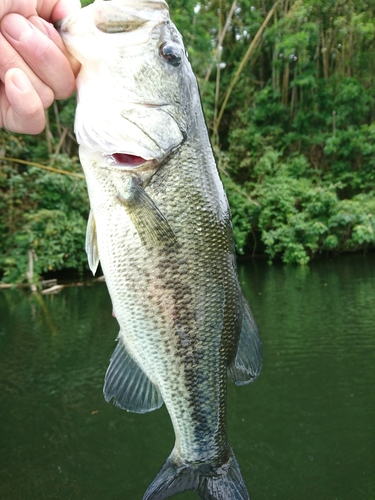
(214, 0, 375, 263)
(221, 172, 260, 255)
(0, 135, 88, 283)
(222, 147, 375, 263)
(1, 0, 375, 278)
(3, 209, 87, 284)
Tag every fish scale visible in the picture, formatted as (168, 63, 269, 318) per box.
(60, 1, 262, 498)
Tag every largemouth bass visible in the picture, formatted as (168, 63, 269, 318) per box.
(60, 1, 262, 498)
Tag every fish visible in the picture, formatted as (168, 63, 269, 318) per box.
(59, 1, 263, 498)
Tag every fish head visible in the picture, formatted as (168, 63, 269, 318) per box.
(60, 0, 197, 174)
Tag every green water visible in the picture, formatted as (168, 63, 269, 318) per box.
(0, 256, 374, 500)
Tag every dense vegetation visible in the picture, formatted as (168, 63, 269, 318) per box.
(1, 0, 374, 282)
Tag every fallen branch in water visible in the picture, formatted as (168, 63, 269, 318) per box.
(0, 276, 105, 291)
(0, 279, 57, 290)
(41, 284, 65, 295)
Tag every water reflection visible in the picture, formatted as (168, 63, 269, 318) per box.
(237, 256, 375, 499)
(0, 255, 374, 499)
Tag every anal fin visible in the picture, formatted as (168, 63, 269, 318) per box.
(227, 291, 263, 385)
(104, 335, 164, 413)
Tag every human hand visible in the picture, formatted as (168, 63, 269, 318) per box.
(0, 0, 81, 134)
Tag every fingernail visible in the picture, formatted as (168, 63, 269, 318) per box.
(4, 15, 34, 42)
(11, 70, 32, 92)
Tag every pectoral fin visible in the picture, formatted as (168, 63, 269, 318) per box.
(115, 175, 177, 247)
(104, 334, 164, 413)
(85, 210, 100, 275)
(227, 291, 263, 385)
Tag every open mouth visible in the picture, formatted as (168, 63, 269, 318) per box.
(108, 153, 148, 168)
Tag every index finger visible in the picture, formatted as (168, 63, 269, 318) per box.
(29, 16, 81, 76)
(2, 13, 77, 100)
(36, 0, 81, 23)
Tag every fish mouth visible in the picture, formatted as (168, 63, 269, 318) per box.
(104, 152, 157, 170)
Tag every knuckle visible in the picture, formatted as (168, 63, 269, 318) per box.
(31, 37, 54, 61)
(0, 42, 21, 72)
(30, 79, 55, 109)
(19, 107, 46, 134)
(40, 88, 55, 108)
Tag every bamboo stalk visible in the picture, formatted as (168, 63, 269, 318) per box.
(53, 101, 62, 138)
(315, 30, 320, 75)
(272, 8, 278, 92)
(326, 27, 333, 79)
(212, 0, 280, 143)
(348, 27, 353, 77)
(203, 0, 238, 86)
(282, 64, 290, 106)
(212, 0, 223, 142)
(45, 110, 53, 156)
(321, 29, 329, 78)
(290, 67, 297, 116)
(54, 127, 69, 157)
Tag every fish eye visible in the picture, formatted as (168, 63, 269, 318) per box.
(159, 42, 181, 67)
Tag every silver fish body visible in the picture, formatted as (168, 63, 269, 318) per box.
(60, 1, 262, 498)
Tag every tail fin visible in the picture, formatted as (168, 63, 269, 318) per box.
(143, 448, 250, 500)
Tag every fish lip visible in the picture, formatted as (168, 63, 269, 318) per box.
(53, 19, 63, 31)
(143, 103, 169, 107)
(102, 153, 158, 171)
(129, 102, 171, 109)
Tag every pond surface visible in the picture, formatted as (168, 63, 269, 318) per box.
(0, 255, 374, 500)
